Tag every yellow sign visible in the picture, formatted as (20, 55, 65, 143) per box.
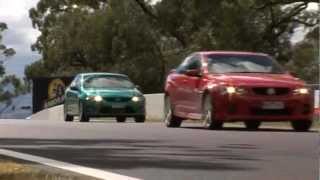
(48, 79, 66, 99)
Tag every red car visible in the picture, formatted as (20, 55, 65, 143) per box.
(164, 51, 314, 131)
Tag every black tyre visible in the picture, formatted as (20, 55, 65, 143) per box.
(64, 105, 74, 122)
(134, 116, 146, 123)
(291, 121, 312, 132)
(244, 121, 261, 130)
(116, 117, 126, 123)
(202, 95, 223, 130)
(79, 103, 90, 122)
(64, 114, 74, 122)
(164, 96, 182, 128)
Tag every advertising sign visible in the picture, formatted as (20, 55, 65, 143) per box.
(32, 77, 74, 113)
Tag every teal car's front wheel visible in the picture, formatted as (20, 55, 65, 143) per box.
(79, 102, 90, 122)
(134, 115, 146, 123)
(116, 117, 126, 123)
(64, 114, 74, 122)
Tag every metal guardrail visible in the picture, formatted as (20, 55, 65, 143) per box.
(314, 90, 319, 108)
(308, 84, 320, 90)
(309, 84, 319, 108)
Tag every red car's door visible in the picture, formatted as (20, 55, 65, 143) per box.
(170, 74, 189, 111)
(182, 55, 203, 117)
(169, 56, 194, 116)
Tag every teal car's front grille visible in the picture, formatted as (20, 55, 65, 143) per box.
(99, 106, 137, 114)
(104, 97, 131, 102)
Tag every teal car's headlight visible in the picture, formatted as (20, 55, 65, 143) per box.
(86, 95, 103, 102)
(132, 96, 141, 102)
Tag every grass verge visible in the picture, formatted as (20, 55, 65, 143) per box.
(0, 156, 97, 180)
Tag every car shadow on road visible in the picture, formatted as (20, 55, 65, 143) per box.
(181, 126, 318, 133)
(0, 138, 261, 172)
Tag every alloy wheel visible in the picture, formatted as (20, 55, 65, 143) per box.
(203, 95, 222, 129)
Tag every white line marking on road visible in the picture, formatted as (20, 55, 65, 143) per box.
(0, 149, 142, 180)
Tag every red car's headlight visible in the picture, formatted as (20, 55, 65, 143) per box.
(293, 88, 310, 95)
(221, 86, 247, 95)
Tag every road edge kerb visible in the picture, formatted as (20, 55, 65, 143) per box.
(0, 149, 141, 180)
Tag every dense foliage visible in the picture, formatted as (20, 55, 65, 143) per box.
(287, 27, 319, 84)
(26, 0, 319, 93)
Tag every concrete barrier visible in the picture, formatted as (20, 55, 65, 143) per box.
(31, 105, 64, 121)
(31, 94, 165, 121)
(144, 94, 164, 120)
(30, 92, 320, 121)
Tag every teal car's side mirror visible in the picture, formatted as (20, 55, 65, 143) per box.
(135, 85, 141, 90)
(70, 85, 79, 91)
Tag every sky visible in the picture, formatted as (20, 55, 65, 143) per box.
(0, 0, 41, 78)
(0, 1, 318, 78)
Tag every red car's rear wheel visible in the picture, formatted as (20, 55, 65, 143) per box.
(164, 96, 182, 128)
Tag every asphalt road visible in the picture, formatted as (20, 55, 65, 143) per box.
(0, 119, 318, 180)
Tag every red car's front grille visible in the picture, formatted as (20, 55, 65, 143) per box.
(250, 108, 292, 116)
(252, 87, 290, 96)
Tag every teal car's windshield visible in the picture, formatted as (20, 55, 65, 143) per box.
(207, 55, 285, 74)
(83, 75, 135, 89)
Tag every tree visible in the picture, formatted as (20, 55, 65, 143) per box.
(0, 22, 29, 106)
(27, 0, 319, 93)
(0, 22, 15, 77)
(287, 27, 319, 84)
(134, 0, 318, 62)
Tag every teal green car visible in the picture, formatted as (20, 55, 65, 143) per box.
(64, 73, 146, 123)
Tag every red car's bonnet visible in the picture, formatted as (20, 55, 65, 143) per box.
(206, 73, 306, 88)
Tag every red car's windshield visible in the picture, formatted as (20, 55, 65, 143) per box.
(83, 75, 134, 89)
(207, 55, 285, 74)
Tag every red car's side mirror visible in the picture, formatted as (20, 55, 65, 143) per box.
(170, 69, 176, 73)
(185, 69, 202, 77)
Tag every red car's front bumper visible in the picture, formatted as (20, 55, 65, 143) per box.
(213, 94, 314, 122)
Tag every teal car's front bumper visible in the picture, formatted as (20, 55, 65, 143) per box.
(82, 97, 145, 117)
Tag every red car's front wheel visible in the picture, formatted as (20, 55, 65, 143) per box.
(202, 95, 223, 130)
(291, 121, 312, 132)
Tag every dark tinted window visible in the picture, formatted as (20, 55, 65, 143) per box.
(176, 57, 191, 74)
(186, 56, 201, 70)
(70, 75, 80, 88)
(176, 55, 201, 73)
(75, 76, 81, 87)
(207, 55, 285, 74)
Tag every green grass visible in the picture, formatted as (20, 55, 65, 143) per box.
(0, 156, 96, 180)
